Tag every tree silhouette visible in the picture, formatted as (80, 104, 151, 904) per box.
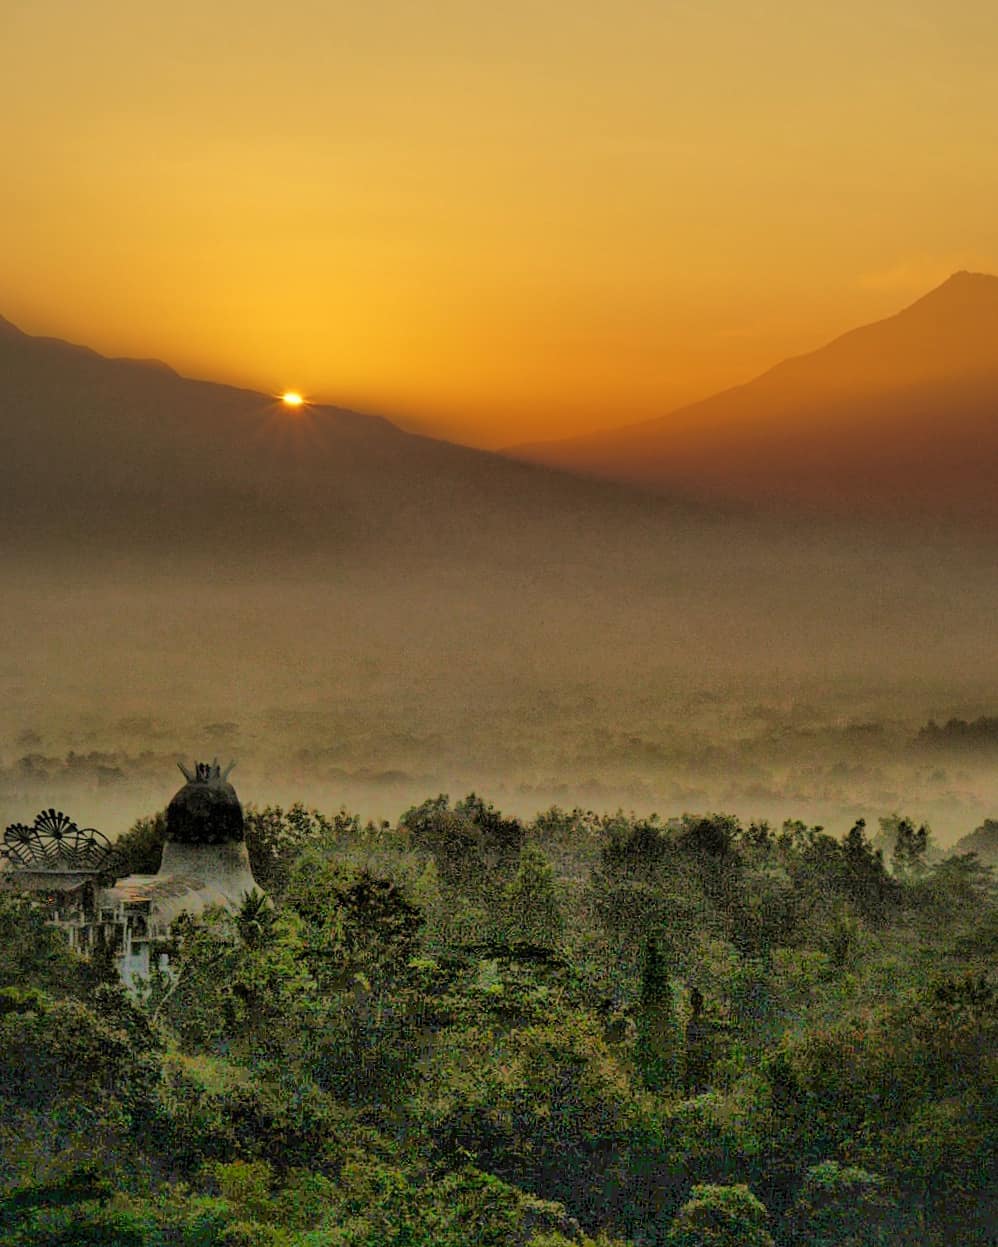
(635, 934, 680, 1092)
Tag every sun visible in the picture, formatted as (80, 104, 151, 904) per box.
(280, 391, 305, 408)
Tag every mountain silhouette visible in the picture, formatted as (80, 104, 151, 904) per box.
(0, 312, 707, 577)
(506, 272, 998, 523)
(3, 304, 998, 828)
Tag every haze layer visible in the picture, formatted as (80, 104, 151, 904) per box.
(1, 313, 996, 841)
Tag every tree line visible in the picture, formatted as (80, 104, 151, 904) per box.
(0, 795, 994, 1244)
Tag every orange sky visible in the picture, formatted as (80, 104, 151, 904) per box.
(2, 0, 997, 447)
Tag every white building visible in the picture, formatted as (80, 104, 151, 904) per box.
(1, 761, 263, 987)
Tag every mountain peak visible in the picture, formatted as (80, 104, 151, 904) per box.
(941, 268, 996, 285)
(908, 269, 998, 313)
(508, 269, 998, 523)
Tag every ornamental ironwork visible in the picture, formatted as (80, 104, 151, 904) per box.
(2, 809, 115, 872)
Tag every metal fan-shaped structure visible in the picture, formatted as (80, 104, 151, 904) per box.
(1, 762, 261, 989)
(2, 809, 115, 872)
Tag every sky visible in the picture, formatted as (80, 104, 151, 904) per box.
(2, 0, 998, 447)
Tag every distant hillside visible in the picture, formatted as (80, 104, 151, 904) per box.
(0, 311, 697, 573)
(507, 273, 998, 524)
(3, 309, 998, 837)
(917, 717, 998, 752)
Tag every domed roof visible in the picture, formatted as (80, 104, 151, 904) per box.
(166, 760, 244, 845)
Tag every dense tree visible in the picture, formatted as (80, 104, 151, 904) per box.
(678, 814, 741, 862)
(0, 892, 88, 996)
(401, 793, 524, 890)
(601, 815, 671, 879)
(954, 817, 998, 865)
(885, 814, 932, 881)
(666, 1183, 774, 1247)
(635, 934, 681, 1092)
(147, 903, 313, 1061)
(243, 802, 356, 896)
(110, 811, 167, 875)
(840, 818, 895, 920)
(420, 1013, 632, 1225)
(790, 1161, 896, 1247)
(501, 846, 564, 952)
(0, 791, 994, 1245)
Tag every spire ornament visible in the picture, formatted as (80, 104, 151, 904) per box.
(177, 758, 236, 784)
(167, 757, 244, 845)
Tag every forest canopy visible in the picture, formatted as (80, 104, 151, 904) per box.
(0, 795, 995, 1246)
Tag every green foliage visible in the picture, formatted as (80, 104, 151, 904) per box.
(282, 858, 427, 1102)
(147, 905, 314, 1060)
(420, 1013, 632, 1223)
(666, 1183, 774, 1247)
(635, 935, 681, 1092)
(0, 988, 161, 1190)
(204, 1160, 275, 1224)
(111, 811, 167, 875)
(454, 793, 525, 863)
(234, 888, 276, 948)
(791, 1161, 896, 1246)
(0, 1167, 112, 1227)
(244, 803, 356, 896)
(840, 818, 895, 921)
(678, 813, 741, 861)
(154, 1053, 356, 1174)
(601, 814, 670, 878)
(0, 892, 86, 996)
(332, 872, 423, 969)
(883, 814, 932, 881)
(401, 792, 524, 890)
(0, 989, 158, 1117)
(528, 1236, 629, 1247)
(1, 790, 995, 1246)
(954, 817, 998, 864)
(817, 902, 864, 969)
(0, 1203, 153, 1246)
(501, 846, 564, 952)
(328, 1161, 578, 1247)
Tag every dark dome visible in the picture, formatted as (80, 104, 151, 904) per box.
(166, 761, 244, 845)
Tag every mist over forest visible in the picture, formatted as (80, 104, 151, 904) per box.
(3, 278, 998, 1247)
(2, 525, 997, 844)
(3, 298, 998, 844)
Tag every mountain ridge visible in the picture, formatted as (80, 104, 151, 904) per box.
(0, 308, 711, 575)
(504, 273, 998, 522)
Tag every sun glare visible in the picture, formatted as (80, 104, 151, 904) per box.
(281, 391, 304, 408)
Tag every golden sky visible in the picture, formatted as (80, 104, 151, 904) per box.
(3, 0, 997, 446)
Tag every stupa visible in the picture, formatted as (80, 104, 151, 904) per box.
(1, 761, 262, 986)
(100, 759, 262, 984)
